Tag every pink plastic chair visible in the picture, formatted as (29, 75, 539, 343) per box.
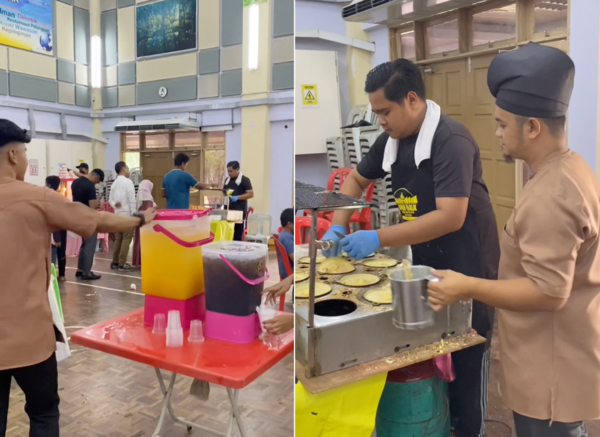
(97, 233, 110, 252)
(66, 231, 82, 257)
(98, 207, 114, 252)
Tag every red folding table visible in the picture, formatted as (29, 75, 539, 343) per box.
(71, 308, 294, 437)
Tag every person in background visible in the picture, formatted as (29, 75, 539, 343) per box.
(71, 168, 104, 280)
(162, 153, 217, 209)
(0, 118, 157, 437)
(45, 176, 67, 282)
(278, 208, 294, 279)
(109, 161, 137, 271)
(262, 274, 294, 335)
(132, 180, 156, 268)
(223, 161, 254, 241)
(68, 163, 88, 178)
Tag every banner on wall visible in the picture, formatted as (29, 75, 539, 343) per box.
(0, 0, 53, 56)
(136, 0, 196, 58)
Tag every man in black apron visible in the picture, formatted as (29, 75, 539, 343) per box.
(323, 59, 499, 437)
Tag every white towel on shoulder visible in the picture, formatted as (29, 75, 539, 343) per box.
(382, 100, 441, 172)
(225, 172, 243, 186)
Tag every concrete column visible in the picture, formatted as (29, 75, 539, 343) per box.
(345, 22, 372, 109)
(568, 0, 600, 178)
(241, 0, 272, 214)
(90, 0, 104, 170)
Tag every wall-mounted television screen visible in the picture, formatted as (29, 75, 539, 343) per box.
(136, 0, 197, 58)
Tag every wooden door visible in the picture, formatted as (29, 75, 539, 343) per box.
(185, 151, 201, 207)
(467, 54, 515, 234)
(141, 152, 172, 210)
(424, 58, 467, 125)
(423, 54, 516, 234)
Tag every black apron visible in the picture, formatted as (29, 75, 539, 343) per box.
(392, 146, 497, 436)
(390, 151, 493, 342)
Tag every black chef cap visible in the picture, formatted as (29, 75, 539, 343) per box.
(487, 43, 575, 118)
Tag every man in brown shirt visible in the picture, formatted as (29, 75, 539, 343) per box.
(427, 44, 596, 437)
(0, 119, 157, 437)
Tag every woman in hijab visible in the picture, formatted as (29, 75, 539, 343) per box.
(132, 180, 156, 268)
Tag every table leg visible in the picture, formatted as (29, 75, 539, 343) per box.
(151, 371, 176, 437)
(154, 368, 232, 437)
(227, 388, 248, 437)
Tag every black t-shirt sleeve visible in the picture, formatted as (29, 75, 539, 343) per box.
(85, 182, 97, 203)
(242, 177, 253, 192)
(432, 134, 475, 198)
(356, 133, 388, 180)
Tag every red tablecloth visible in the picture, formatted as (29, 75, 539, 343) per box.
(71, 308, 294, 389)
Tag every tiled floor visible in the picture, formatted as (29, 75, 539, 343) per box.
(6, 250, 293, 437)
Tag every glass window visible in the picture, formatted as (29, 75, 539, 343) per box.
(534, 0, 568, 34)
(203, 149, 226, 186)
(174, 131, 202, 149)
(203, 149, 226, 205)
(144, 133, 170, 149)
(124, 134, 140, 150)
(472, 5, 516, 47)
(426, 19, 459, 55)
(123, 152, 140, 170)
(207, 131, 226, 147)
(401, 30, 416, 60)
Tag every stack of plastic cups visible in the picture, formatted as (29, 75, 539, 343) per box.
(166, 310, 183, 348)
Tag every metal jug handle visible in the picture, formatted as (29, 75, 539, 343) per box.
(153, 225, 215, 248)
(218, 254, 270, 285)
(421, 275, 440, 301)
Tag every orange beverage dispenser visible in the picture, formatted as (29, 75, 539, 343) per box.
(141, 210, 214, 330)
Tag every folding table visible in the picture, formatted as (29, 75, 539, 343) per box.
(71, 308, 293, 437)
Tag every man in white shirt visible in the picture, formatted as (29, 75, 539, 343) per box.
(109, 161, 137, 270)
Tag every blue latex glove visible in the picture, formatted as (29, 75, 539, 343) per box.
(322, 225, 347, 258)
(341, 231, 380, 260)
(230, 196, 239, 202)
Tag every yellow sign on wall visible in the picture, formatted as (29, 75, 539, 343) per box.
(302, 85, 318, 107)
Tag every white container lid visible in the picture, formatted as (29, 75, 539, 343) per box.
(202, 241, 268, 260)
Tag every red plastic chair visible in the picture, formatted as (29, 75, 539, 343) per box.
(310, 168, 375, 231)
(272, 234, 289, 311)
(242, 207, 255, 241)
(327, 168, 353, 191)
(100, 202, 115, 213)
(304, 168, 353, 218)
(348, 182, 375, 230)
(295, 216, 331, 244)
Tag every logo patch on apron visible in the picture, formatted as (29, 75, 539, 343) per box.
(394, 188, 418, 221)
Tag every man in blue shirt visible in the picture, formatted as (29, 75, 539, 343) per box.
(278, 208, 294, 279)
(162, 153, 217, 209)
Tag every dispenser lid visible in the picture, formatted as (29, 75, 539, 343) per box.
(202, 241, 268, 258)
(156, 209, 211, 221)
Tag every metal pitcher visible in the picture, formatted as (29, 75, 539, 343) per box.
(389, 265, 438, 330)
